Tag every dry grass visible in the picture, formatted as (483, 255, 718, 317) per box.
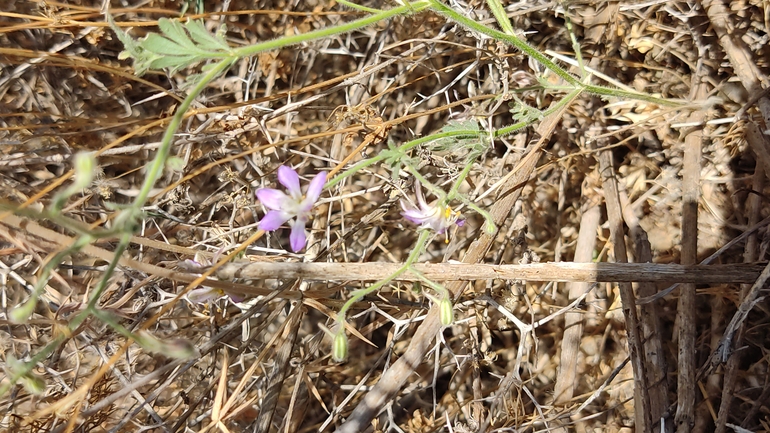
(1, 1, 770, 432)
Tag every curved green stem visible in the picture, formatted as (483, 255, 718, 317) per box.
(336, 230, 431, 323)
(428, 0, 683, 107)
(134, 59, 234, 206)
(231, 2, 430, 59)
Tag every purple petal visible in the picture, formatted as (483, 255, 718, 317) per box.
(256, 188, 288, 210)
(259, 210, 292, 231)
(289, 221, 307, 252)
(402, 209, 430, 225)
(277, 166, 301, 196)
(188, 287, 222, 304)
(414, 182, 429, 209)
(305, 171, 327, 203)
(226, 291, 245, 303)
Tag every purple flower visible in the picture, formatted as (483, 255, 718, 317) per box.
(181, 255, 244, 304)
(401, 181, 464, 234)
(256, 165, 327, 252)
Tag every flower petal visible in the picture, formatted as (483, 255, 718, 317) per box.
(226, 291, 245, 304)
(289, 220, 307, 252)
(305, 171, 327, 202)
(259, 210, 292, 231)
(277, 165, 301, 196)
(188, 287, 222, 304)
(256, 188, 288, 210)
(402, 208, 431, 225)
(414, 181, 429, 209)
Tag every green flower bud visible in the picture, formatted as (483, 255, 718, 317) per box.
(484, 219, 497, 235)
(136, 331, 198, 359)
(9, 298, 37, 324)
(20, 373, 46, 395)
(439, 296, 454, 326)
(332, 330, 348, 363)
(72, 152, 96, 191)
(166, 156, 186, 172)
(5, 355, 45, 395)
(163, 339, 200, 359)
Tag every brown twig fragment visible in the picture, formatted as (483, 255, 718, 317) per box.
(597, 143, 652, 432)
(552, 203, 600, 406)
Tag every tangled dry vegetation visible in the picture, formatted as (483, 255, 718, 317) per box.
(1, 1, 770, 432)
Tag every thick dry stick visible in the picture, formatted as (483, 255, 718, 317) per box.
(598, 149, 652, 432)
(715, 168, 763, 433)
(677, 58, 708, 433)
(214, 261, 765, 284)
(333, 93, 578, 433)
(552, 204, 600, 405)
(633, 229, 672, 433)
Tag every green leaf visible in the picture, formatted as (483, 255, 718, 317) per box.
(143, 33, 187, 56)
(149, 54, 199, 71)
(185, 19, 230, 51)
(431, 119, 487, 158)
(157, 18, 199, 51)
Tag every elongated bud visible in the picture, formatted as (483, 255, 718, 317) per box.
(9, 298, 37, 324)
(484, 220, 497, 235)
(136, 331, 198, 359)
(332, 329, 348, 363)
(72, 152, 96, 191)
(6, 355, 45, 395)
(166, 156, 186, 172)
(439, 296, 454, 326)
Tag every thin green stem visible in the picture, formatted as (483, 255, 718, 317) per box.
(408, 267, 447, 296)
(428, 0, 683, 107)
(10, 234, 94, 323)
(486, 0, 514, 35)
(336, 0, 384, 13)
(84, 233, 132, 312)
(336, 230, 431, 322)
(447, 158, 476, 200)
(231, 2, 430, 59)
(133, 59, 234, 206)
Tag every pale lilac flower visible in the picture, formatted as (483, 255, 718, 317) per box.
(256, 165, 327, 252)
(400, 181, 464, 234)
(181, 255, 244, 304)
(187, 286, 244, 304)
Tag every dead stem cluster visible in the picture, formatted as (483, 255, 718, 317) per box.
(1, 1, 770, 432)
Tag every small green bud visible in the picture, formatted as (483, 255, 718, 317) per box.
(484, 219, 497, 235)
(163, 339, 200, 359)
(439, 296, 454, 326)
(166, 156, 186, 172)
(9, 298, 37, 324)
(72, 152, 96, 191)
(20, 373, 46, 395)
(332, 329, 348, 363)
(136, 331, 198, 359)
(5, 355, 45, 395)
